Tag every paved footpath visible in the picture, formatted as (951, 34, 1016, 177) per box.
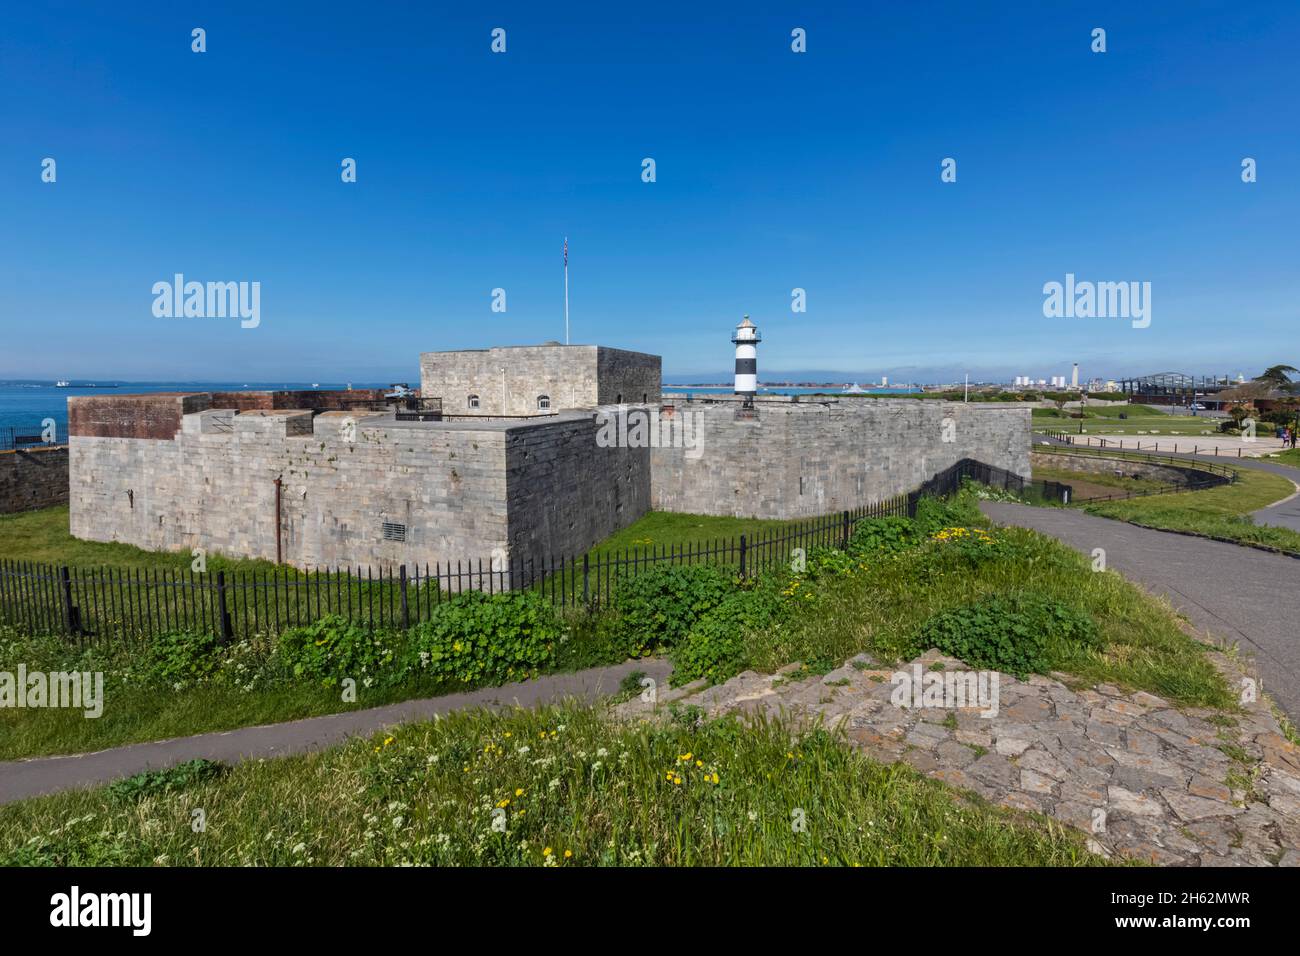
(981, 501, 1300, 719)
(620, 650, 1300, 865)
(0, 658, 672, 806)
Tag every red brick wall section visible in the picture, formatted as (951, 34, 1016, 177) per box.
(208, 390, 389, 412)
(0, 446, 69, 514)
(67, 393, 211, 439)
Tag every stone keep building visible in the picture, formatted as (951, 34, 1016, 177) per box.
(68, 393, 649, 568)
(68, 342, 1032, 569)
(420, 344, 661, 416)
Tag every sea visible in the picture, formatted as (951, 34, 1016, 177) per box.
(1, 380, 923, 443)
(0, 380, 392, 443)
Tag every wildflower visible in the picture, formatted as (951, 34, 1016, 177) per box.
(564, 850, 573, 859)
(515, 788, 525, 796)
(543, 847, 553, 857)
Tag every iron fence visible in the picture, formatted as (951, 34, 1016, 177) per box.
(0, 493, 914, 646)
(1, 425, 64, 451)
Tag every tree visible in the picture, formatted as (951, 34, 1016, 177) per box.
(1254, 365, 1299, 393)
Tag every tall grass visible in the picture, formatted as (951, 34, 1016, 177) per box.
(0, 705, 1107, 867)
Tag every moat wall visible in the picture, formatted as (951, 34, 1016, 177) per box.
(651, 399, 1032, 519)
(0, 446, 69, 515)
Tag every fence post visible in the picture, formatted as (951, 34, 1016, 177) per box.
(215, 570, 234, 642)
(739, 535, 747, 578)
(58, 565, 80, 637)
(582, 553, 590, 605)
(399, 564, 410, 629)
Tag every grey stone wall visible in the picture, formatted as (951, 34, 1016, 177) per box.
(0, 446, 69, 514)
(503, 415, 650, 560)
(420, 345, 660, 415)
(650, 399, 1031, 519)
(595, 347, 661, 406)
(69, 409, 649, 570)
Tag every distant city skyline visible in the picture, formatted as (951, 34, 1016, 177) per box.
(3, 2, 1296, 383)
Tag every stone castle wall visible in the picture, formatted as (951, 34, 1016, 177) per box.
(650, 399, 1031, 519)
(68, 403, 649, 569)
(0, 446, 69, 515)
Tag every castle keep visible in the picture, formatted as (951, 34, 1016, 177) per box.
(67, 340, 1031, 569)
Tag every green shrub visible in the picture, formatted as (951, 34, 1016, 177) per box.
(142, 629, 223, 689)
(915, 593, 1101, 677)
(278, 614, 400, 688)
(107, 759, 227, 803)
(672, 582, 786, 684)
(848, 516, 921, 555)
(611, 564, 731, 656)
(407, 591, 560, 685)
(914, 495, 983, 534)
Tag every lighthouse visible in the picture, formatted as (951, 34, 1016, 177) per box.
(731, 315, 761, 406)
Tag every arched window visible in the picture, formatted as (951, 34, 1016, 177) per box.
(467, 394, 480, 409)
(537, 394, 551, 411)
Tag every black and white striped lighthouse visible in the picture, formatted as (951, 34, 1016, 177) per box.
(731, 315, 760, 406)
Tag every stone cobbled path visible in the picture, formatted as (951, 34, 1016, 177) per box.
(617, 650, 1300, 866)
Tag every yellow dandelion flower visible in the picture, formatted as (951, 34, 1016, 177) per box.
(543, 847, 553, 857)
(564, 850, 573, 859)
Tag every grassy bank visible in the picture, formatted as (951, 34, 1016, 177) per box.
(0, 490, 1236, 761)
(0, 705, 1106, 867)
(1081, 467, 1300, 556)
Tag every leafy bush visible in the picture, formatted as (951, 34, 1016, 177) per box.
(142, 629, 223, 689)
(913, 495, 983, 535)
(672, 582, 786, 684)
(611, 564, 731, 656)
(278, 614, 401, 688)
(107, 759, 227, 803)
(914, 593, 1101, 677)
(847, 516, 921, 555)
(407, 590, 560, 685)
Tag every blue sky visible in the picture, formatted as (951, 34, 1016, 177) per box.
(1, 0, 1296, 384)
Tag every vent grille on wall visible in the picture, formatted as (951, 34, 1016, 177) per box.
(382, 522, 407, 542)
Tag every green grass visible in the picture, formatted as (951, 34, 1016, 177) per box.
(0, 705, 1107, 867)
(1081, 467, 1300, 556)
(583, 510, 812, 561)
(1273, 449, 1300, 467)
(743, 522, 1234, 709)
(1, 490, 1240, 760)
(0, 505, 284, 572)
(0, 607, 639, 761)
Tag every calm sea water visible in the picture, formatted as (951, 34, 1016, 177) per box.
(0, 381, 388, 442)
(1, 381, 924, 443)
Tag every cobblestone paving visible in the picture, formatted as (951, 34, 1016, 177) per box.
(617, 651, 1300, 866)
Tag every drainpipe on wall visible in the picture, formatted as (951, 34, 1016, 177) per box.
(273, 477, 283, 564)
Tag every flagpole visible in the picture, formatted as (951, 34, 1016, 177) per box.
(563, 237, 570, 345)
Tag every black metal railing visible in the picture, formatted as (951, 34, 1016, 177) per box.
(0, 425, 65, 451)
(0, 494, 915, 646)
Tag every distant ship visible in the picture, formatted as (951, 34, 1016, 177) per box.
(55, 380, 70, 387)
(842, 383, 867, 394)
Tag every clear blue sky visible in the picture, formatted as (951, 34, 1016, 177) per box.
(1, 0, 1296, 384)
